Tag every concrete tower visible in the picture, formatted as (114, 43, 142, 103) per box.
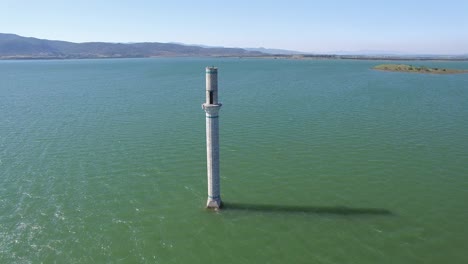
(202, 67, 222, 209)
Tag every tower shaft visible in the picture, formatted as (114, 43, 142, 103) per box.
(202, 67, 222, 209)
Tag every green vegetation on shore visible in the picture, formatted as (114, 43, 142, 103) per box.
(373, 64, 468, 74)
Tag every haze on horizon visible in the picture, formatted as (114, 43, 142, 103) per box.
(1, 0, 467, 55)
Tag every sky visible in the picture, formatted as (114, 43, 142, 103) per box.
(1, 0, 467, 55)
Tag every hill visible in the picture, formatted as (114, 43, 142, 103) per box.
(0, 33, 264, 59)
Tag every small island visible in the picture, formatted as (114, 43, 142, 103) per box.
(373, 64, 468, 74)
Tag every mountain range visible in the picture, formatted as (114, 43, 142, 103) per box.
(2, 33, 467, 60)
(0, 33, 265, 59)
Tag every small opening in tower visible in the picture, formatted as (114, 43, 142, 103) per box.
(209, 91, 213, 104)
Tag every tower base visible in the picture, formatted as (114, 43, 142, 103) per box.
(206, 197, 223, 210)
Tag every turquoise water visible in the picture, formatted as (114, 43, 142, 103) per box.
(1, 58, 467, 263)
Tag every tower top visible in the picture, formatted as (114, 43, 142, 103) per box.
(206, 66, 218, 74)
(205, 67, 219, 104)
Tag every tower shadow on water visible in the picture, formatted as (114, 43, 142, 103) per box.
(222, 202, 393, 216)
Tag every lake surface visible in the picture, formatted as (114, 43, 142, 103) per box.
(1, 58, 467, 263)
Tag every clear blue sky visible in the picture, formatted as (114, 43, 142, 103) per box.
(1, 0, 467, 54)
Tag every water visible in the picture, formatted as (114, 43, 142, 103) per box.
(1, 58, 467, 263)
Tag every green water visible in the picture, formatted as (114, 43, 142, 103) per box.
(1, 58, 467, 263)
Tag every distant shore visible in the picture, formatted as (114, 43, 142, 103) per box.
(2, 33, 468, 61)
(2, 54, 468, 61)
(261, 54, 468, 61)
(373, 64, 468, 74)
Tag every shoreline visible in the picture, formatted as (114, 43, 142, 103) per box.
(2, 54, 468, 61)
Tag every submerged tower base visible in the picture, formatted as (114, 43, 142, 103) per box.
(206, 196, 223, 209)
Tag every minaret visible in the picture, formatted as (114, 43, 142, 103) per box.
(202, 67, 222, 209)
